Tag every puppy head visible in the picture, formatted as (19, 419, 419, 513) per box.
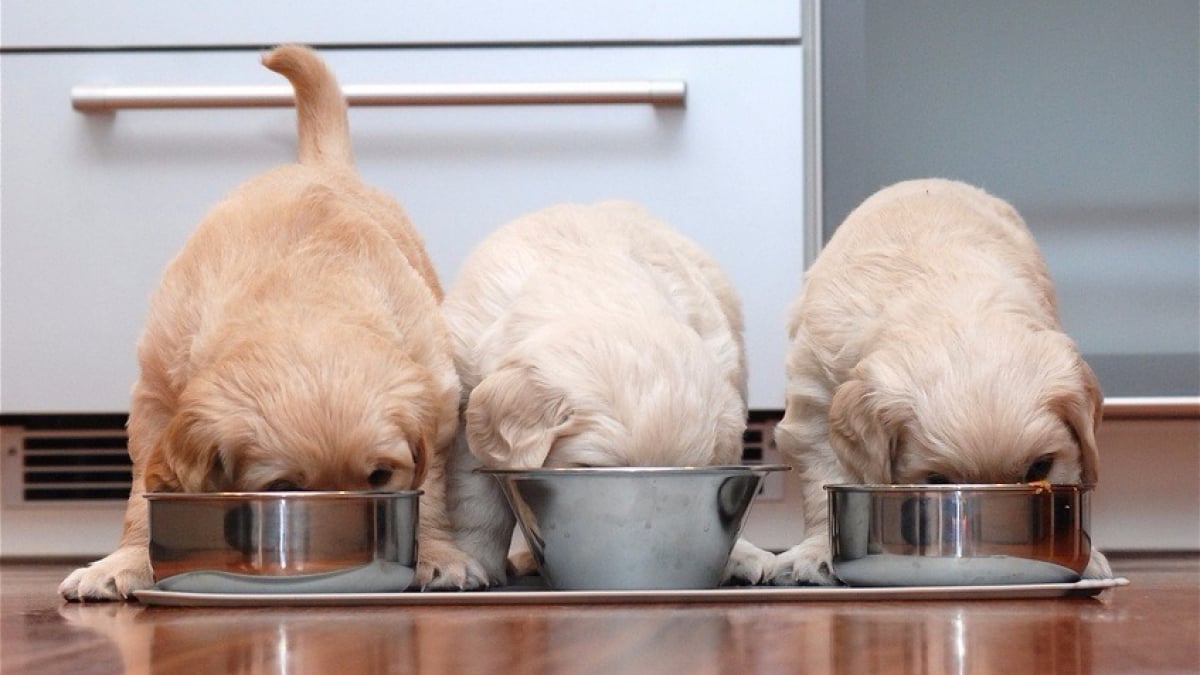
(144, 332, 439, 493)
(466, 321, 746, 470)
(829, 326, 1102, 485)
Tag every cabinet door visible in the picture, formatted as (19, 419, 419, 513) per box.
(1, 46, 806, 412)
(1, 1, 800, 49)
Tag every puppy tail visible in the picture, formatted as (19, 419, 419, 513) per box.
(262, 44, 354, 167)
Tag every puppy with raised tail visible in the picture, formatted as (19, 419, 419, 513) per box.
(443, 201, 774, 586)
(770, 178, 1111, 585)
(60, 45, 483, 600)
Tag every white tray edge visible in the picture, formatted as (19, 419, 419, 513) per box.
(133, 577, 1129, 607)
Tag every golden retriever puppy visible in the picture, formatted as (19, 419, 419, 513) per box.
(443, 201, 773, 585)
(59, 45, 482, 600)
(770, 178, 1111, 585)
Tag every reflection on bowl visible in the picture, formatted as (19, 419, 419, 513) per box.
(827, 484, 1094, 586)
(146, 491, 419, 593)
(482, 465, 789, 591)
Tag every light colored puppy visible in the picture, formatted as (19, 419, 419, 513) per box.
(770, 178, 1110, 585)
(443, 201, 772, 585)
(59, 45, 482, 600)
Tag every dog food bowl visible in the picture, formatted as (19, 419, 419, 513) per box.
(481, 465, 789, 591)
(827, 484, 1095, 586)
(145, 491, 420, 594)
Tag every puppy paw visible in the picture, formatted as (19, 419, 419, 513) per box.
(416, 540, 493, 591)
(1083, 548, 1114, 580)
(723, 538, 775, 585)
(768, 539, 838, 586)
(58, 546, 153, 601)
(506, 549, 539, 578)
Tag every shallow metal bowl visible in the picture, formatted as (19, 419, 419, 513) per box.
(827, 484, 1095, 586)
(145, 491, 419, 594)
(482, 465, 789, 591)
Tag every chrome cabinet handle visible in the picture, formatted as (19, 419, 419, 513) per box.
(71, 81, 687, 112)
(1103, 396, 1200, 419)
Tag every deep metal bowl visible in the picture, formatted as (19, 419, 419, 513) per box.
(145, 491, 420, 594)
(482, 465, 789, 591)
(827, 484, 1095, 586)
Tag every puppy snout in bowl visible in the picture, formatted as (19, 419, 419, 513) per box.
(828, 484, 1095, 586)
(147, 491, 420, 594)
(482, 465, 788, 591)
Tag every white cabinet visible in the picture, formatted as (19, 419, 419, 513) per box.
(1, 1, 800, 48)
(0, 7, 807, 557)
(1, 44, 805, 413)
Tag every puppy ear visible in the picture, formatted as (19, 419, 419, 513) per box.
(383, 369, 439, 490)
(1050, 358, 1103, 485)
(152, 408, 227, 492)
(409, 434, 430, 488)
(142, 437, 182, 493)
(828, 378, 904, 483)
(466, 366, 577, 469)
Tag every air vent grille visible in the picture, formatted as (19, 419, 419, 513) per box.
(2, 416, 132, 505)
(742, 413, 785, 500)
(1, 411, 786, 505)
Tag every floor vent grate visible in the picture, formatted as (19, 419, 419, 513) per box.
(2, 417, 132, 505)
(1, 411, 787, 505)
(742, 412, 785, 500)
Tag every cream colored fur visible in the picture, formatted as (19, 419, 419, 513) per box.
(60, 45, 481, 600)
(442, 202, 773, 585)
(770, 178, 1110, 585)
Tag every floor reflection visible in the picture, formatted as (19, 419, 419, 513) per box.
(54, 595, 1117, 675)
(59, 603, 426, 674)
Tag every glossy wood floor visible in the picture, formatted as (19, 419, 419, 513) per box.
(2, 556, 1197, 674)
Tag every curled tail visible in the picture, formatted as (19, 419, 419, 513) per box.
(262, 44, 354, 167)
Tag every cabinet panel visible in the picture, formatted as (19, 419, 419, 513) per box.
(1, 1, 800, 49)
(0, 46, 806, 412)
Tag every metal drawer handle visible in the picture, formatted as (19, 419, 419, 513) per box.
(71, 81, 687, 112)
(1103, 396, 1200, 419)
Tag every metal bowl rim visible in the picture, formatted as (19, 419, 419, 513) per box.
(477, 464, 790, 477)
(824, 483, 1094, 493)
(143, 490, 423, 501)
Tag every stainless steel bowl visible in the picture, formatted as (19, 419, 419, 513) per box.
(827, 484, 1094, 586)
(482, 465, 789, 591)
(146, 491, 419, 594)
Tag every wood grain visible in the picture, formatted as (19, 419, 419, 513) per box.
(3, 557, 1196, 674)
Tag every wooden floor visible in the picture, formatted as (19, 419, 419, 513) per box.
(2, 556, 1197, 674)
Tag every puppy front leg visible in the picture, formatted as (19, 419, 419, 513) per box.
(446, 432, 516, 585)
(59, 473, 153, 601)
(770, 472, 838, 586)
(414, 436, 492, 590)
(769, 421, 840, 586)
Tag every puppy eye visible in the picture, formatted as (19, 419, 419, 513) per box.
(1025, 457, 1055, 483)
(924, 473, 952, 485)
(367, 467, 394, 488)
(264, 480, 301, 492)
